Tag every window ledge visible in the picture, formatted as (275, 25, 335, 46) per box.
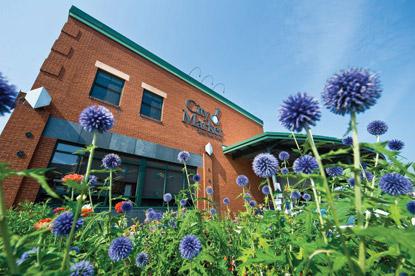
(139, 114, 163, 125)
(89, 96, 121, 110)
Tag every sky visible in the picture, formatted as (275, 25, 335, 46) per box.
(1, 0, 414, 160)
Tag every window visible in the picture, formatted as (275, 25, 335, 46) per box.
(90, 69, 125, 105)
(140, 89, 164, 121)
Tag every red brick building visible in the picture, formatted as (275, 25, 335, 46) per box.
(0, 6, 341, 215)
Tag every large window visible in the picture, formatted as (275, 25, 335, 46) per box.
(90, 69, 125, 105)
(140, 89, 164, 121)
(38, 141, 195, 207)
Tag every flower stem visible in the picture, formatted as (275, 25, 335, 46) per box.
(291, 131, 303, 155)
(183, 163, 195, 206)
(310, 178, 327, 244)
(109, 170, 113, 212)
(351, 112, 366, 273)
(369, 135, 380, 196)
(61, 132, 97, 271)
(267, 178, 278, 211)
(0, 176, 18, 274)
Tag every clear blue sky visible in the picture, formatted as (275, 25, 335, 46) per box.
(1, 1, 414, 160)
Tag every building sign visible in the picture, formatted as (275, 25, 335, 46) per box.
(182, 99, 223, 138)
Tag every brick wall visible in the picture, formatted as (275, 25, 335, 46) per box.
(0, 15, 264, 211)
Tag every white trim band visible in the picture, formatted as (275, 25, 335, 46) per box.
(141, 82, 167, 98)
(95, 60, 130, 81)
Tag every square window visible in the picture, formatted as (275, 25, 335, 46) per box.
(90, 69, 124, 105)
(140, 89, 164, 121)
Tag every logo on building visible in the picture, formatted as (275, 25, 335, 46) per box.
(182, 99, 223, 138)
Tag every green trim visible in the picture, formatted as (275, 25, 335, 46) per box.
(223, 131, 341, 154)
(68, 6, 263, 125)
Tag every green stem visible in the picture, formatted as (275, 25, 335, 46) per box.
(291, 131, 303, 155)
(266, 178, 278, 211)
(351, 112, 366, 273)
(310, 178, 327, 244)
(183, 163, 195, 206)
(61, 132, 97, 271)
(369, 135, 380, 196)
(0, 177, 18, 274)
(109, 170, 113, 212)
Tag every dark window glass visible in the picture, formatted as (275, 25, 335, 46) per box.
(140, 90, 163, 121)
(90, 70, 124, 105)
(142, 167, 165, 199)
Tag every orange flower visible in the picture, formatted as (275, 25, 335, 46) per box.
(81, 204, 93, 217)
(34, 218, 52, 230)
(53, 207, 66, 214)
(115, 202, 123, 213)
(62, 174, 84, 183)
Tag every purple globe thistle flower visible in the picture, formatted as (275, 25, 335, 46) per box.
(342, 136, 353, 146)
(362, 171, 374, 182)
(121, 200, 133, 212)
(302, 193, 311, 201)
(348, 178, 355, 187)
(52, 211, 83, 236)
(206, 186, 213, 195)
(379, 173, 413, 196)
(236, 175, 249, 187)
(388, 139, 404, 151)
(108, 237, 133, 262)
(163, 193, 173, 203)
(177, 151, 190, 163)
(102, 153, 121, 170)
(88, 175, 98, 187)
(252, 153, 279, 178)
(192, 174, 201, 182)
(279, 92, 321, 132)
(361, 162, 368, 169)
(16, 247, 38, 266)
(0, 73, 17, 116)
(223, 197, 230, 205)
(249, 200, 257, 207)
(322, 68, 382, 115)
(281, 167, 289, 175)
(367, 120, 388, 136)
(261, 185, 270, 195)
(70, 260, 94, 276)
(179, 235, 202, 260)
(325, 166, 344, 177)
(291, 191, 301, 200)
(180, 199, 187, 207)
(406, 201, 415, 215)
(79, 105, 114, 133)
(244, 193, 252, 202)
(293, 155, 318, 174)
(209, 208, 217, 216)
(278, 151, 290, 161)
(135, 252, 149, 268)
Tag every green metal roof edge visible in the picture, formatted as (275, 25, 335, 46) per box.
(68, 6, 263, 126)
(223, 131, 341, 154)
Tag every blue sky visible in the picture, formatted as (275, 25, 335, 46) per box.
(1, 1, 414, 159)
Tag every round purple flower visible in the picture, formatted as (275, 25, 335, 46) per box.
(281, 167, 289, 175)
(342, 136, 353, 146)
(252, 153, 279, 178)
(348, 178, 355, 187)
(367, 120, 388, 136)
(322, 68, 382, 115)
(70, 260, 94, 276)
(362, 171, 373, 182)
(223, 197, 230, 205)
(79, 105, 114, 133)
(108, 237, 133, 261)
(178, 151, 190, 163)
(406, 201, 415, 215)
(291, 191, 301, 200)
(293, 155, 318, 174)
(206, 186, 213, 195)
(179, 235, 202, 260)
(88, 175, 98, 187)
(16, 248, 38, 266)
(325, 166, 343, 177)
(244, 193, 252, 202)
(261, 185, 270, 195)
(236, 175, 249, 187)
(163, 193, 173, 203)
(0, 73, 17, 116)
(278, 151, 290, 161)
(379, 173, 413, 196)
(121, 201, 133, 212)
(279, 92, 321, 132)
(102, 153, 121, 170)
(249, 200, 257, 207)
(180, 199, 187, 207)
(302, 193, 311, 201)
(192, 174, 201, 182)
(52, 211, 83, 236)
(210, 208, 217, 216)
(135, 252, 149, 268)
(388, 139, 404, 151)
